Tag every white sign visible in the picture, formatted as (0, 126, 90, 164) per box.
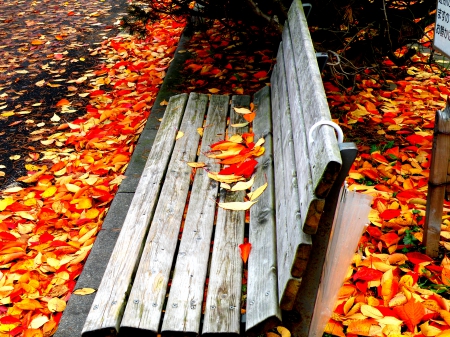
(434, 0, 450, 58)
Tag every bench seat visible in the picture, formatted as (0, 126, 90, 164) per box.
(70, 1, 357, 336)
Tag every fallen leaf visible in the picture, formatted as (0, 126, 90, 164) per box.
(73, 288, 96, 295)
(176, 131, 184, 140)
(239, 242, 251, 263)
(218, 200, 257, 210)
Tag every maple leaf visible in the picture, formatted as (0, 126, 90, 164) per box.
(393, 299, 425, 332)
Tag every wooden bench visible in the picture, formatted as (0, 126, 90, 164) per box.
(79, 1, 357, 336)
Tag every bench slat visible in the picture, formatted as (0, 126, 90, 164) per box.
(271, 50, 312, 310)
(82, 94, 189, 337)
(202, 95, 250, 335)
(118, 93, 209, 334)
(281, 15, 326, 236)
(287, 0, 342, 198)
(246, 86, 282, 334)
(161, 95, 229, 334)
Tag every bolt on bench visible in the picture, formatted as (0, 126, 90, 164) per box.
(57, 1, 358, 336)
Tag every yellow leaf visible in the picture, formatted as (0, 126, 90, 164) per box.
(65, 184, 81, 193)
(254, 137, 265, 147)
(187, 162, 206, 168)
(208, 172, 244, 184)
(247, 182, 268, 201)
(73, 288, 96, 295)
(229, 134, 243, 143)
(197, 127, 204, 136)
(231, 176, 255, 191)
(208, 88, 220, 94)
(420, 321, 443, 337)
(48, 298, 66, 312)
(221, 183, 231, 190)
(360, 304, 383, 319)
(9, 155, 21, 160)
(15, 298, 43, 310)
(231, 122, 249, 128)
(2, 186, 23, 193)
(85, 208, 100, 219)
(233, 107, 252, 115)
(160, 99, 168, 106)
(42, 186, 57, 198)
(176, 131, 184, 140)
(276, 326, 291, 337)
(76, 198, 92, 210)
(29, 315, 49, 329)
(0, 197, 14, 211)
(50, 114, 61, 122)
(218, 200, 257, 211)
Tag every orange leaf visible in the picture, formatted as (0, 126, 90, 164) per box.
(208, 88, 220, 94)
(346, 319, 373, 336)
(364, 101, 378, 113)
(56, 98, 70, 107)
(239, 242, 252, 263)
(31, 40, 45, 45)
(243, 112, 256, 122)
(324, 319, 346, 337)
(393, 299, 425, 332)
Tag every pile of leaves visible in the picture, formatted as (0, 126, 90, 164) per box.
(178, 20, 277, 96)
(0, 15, 185, 336)
(324, 53, 450, 336)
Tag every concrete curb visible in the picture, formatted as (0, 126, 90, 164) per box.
(54, 27, 193, 337)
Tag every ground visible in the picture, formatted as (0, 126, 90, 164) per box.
(1, 1, 450, 336)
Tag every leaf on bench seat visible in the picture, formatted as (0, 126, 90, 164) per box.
(218, 200, 257, 211)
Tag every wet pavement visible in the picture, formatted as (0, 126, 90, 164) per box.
(0, 0, 129, 188)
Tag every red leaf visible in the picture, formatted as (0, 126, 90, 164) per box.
(406, 252, 433, 265)
(0, 232, 17, 241)
(253, 70, 268, 79)
(352, 267, 383, 282)
(39, 232, 55, 244)
(406, 134, 428, 146)
(379, 209, 401, 220)
(239, 242, 252, 263)
(0, 315, 20, 324)
(366, 226, 383, 239)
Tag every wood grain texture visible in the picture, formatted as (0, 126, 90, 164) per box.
(272, 45, 312, 310)
(119, 93, 209, 334)
(246, 86, 282, 335)
(82, 94, 189, 337)
(280, 27, 324, 235)
(425, 104, 450, 257)
(202, 95, 250, 335)
(161, 95, 229, 334)
(286, 0, 342, 199)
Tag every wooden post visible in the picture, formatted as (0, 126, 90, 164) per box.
(424, 101, 450, 258)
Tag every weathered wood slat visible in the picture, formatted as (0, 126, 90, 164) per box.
(161, 95, 229, 334)
(272, 45, 312, 310)
(246, 86, 281, 334)
(286, 0, 342, 199)
(119, 93, 209, 334)
(82, 94, 189, 337)
(202, 95, 250, 335)
(280, 28, 324, 235)
(270, 61, 291, 307)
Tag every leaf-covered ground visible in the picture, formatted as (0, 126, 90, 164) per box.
(323, 54, 450, 336)
(1, 1, 450, 336)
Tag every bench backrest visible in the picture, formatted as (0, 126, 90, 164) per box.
(270, 0, 342, 310)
